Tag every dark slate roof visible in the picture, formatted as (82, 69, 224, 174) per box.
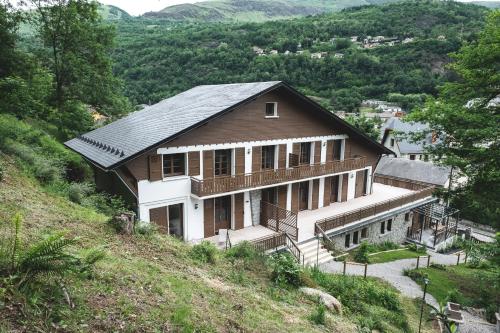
(381, 118, 432, 154)
(375, 156, 450, 186)
(66, 81, 392, 170)
(65, 81, 281, 168)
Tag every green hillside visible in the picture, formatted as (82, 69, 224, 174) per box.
(98, 4, 131, 20)
(113, 1, 488, 110)
(143, 0, 401, 22)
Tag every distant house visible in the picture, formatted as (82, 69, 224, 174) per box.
(376, 104, 402, 113)
(334, 53, 344, 59)
(269, 50, 278, 55)
(311, 52, 327, 59)
(381, 118, 437, 161)
(437, 35, 446, 41)
(361, 99, 387, 107)
(350, 36, 358, 42)
(402, 37, 414, 44)
(252, 46, 264, 55)
(284, 50, 291, 55)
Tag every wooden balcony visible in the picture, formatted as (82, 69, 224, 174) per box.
(191, 156, 370, 197)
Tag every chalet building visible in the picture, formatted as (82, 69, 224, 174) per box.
(66, 82, 455, 265)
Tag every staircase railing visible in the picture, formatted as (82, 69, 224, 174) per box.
(284, 232, 304, 266)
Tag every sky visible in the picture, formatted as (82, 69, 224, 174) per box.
(99, 0, 204, 15)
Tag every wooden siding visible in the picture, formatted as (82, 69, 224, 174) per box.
(312, 179, 320, 209)
(234, 193, 244, 230)
(355, 170, 365, 198)
(341, 173, 348, 202)
(252, 146, 261, 172)
(326, 140, 334, 162)
(314, 141, 321, 164)
(278, 144, 287, 168)
(344, 139, 352, 159)
(235, 148, 245, 174)
(148, 155, 162, 181)
(323, 176, 331, 207)
(203, 150, 214, 178)
(291, 183, 299, 213)
(204, 198, 215, 238)
(278, 185, 287, 209)
(292, 142, 300, 156)
(188, 151, 200, 176)
(149, 206, 167, 233)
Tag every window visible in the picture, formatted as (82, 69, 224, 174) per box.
(265, 102, 278, 117)
(163, 153, 185, 177)
(261, 145, 275, 170)
(353, 231, 359, 245)
(168, 203, 183, 238)
(333, 140, 342, 160)
(409, 154, 416, 160)
(387, 219, 392, 232)
(390, 138, 395, 147)
(405, 213, 410, 221)
(214, 149, 232, 176)
(299, 142, 311, 165)
(424, 154, 429, 162)
(345, 234, 350, 248)
(361, 227, 368, 239)
(380, 221, 385, 234)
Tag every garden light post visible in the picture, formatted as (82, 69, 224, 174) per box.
(418, 278, 429, 333)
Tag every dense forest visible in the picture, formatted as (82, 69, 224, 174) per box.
(112, 1, 488, 111)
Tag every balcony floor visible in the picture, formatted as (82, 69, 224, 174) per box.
(297, 183, 415, 242)
(205, 225, 277, 248)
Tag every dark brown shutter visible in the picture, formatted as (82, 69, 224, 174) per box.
(344, 139, 352, 159)
(235, 148, 245, 174)
(292, 143, 300, 155)
(312, 179, 319, 209)
(341, 173, 349, 202)
(148, 155, 163, 181)
(252, 146, 261, 172)
(278, 185, 287, 209)
(291, 183, 299, 213)
(188, 151, 200, 176)
(314, 141, 321, 164)
(278, 144, 287, 169)
(149, 206, 167, 233)
(204, 198, 215, 237)
(234, 193, 244, 230)
(203, 150, 213, 179)
(323, 177, 331, 207)
(326, 140, 334, 162)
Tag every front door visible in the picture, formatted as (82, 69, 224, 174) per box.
(330, 175, 339, 203)
(214, 196, 231, 234)
(298, 181, 309, 211)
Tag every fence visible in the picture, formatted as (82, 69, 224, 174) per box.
(261, 201, 298, 241)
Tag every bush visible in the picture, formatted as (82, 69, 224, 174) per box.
(190, 241, 218, 264)
(299, 270, 318, 288)
(408, 243, 427, 254)
(354, 242, 370, 263)
(225, 241, 260, 262)
(446, 289, 466, 304)
(67, 182, 94, 204)
(33, 159, 62, 184)
(134, 221, 158, 236)
(430, 263, 446, 270)
(308, 300, 326, 325)
(269, 252, 301, 287)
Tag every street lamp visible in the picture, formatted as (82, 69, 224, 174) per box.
(418, 278, 430, 333)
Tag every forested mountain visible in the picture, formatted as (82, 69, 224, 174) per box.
(112, 1, 489, 110)
(98, 4, 130, 20)
(142, 0, 401, 22)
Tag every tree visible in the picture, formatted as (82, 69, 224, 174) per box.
(408, 11, 500, 227)
(345, 115, 382, 141)
(27, 0, 130, 118)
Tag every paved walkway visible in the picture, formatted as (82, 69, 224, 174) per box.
(320, 251, 495, 332)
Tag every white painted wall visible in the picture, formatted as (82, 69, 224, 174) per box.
(347, 171, 356, 200)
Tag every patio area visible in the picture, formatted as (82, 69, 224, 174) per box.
(297, 183, 418, 242)
(205, 225, 277, 248)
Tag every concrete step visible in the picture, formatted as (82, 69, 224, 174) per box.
(304, 251, 333, 266)
(303, 249, 332, 262)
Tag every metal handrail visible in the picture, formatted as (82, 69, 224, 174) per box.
(284, 233, 303, 266)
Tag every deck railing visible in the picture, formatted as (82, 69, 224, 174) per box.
(191, 156, 369, 197)
(260, 201, 298, 241)
(250, 232, 286, 252)
(314, 186, 435, 235)
(373, 174, 433, 191)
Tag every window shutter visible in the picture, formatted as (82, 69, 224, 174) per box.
(203, 150, 214, 178)
(314, 141, 321, 164)
(278, 144, 286, 169)
(235, 148, 245, 174)
(252, 146, 261, 172)
(148, 155, 163, 181)
(344, 139, 352, 159)
(188, 151, 200, 176)
(326, 140, 334, 162)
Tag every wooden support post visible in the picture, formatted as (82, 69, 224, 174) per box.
(343, 261, 347, 275)
(364, 263, 367, 279)
(427, 255, 431, 267)
(416, 256, 420, 269)
(457, 252, 461, 265)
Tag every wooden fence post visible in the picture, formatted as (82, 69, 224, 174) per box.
(457, 252, 461, 265)
(364, 263, 367, 279)
(343, 261, 347, 275)
(427, 255, 431, 267)
(416, 256, 420, 269)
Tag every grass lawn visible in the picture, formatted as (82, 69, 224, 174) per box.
(368, 249, 423, 264)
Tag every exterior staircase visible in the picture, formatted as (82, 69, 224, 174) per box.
(297, 238, 334, 266)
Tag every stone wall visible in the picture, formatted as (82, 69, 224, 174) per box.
(330, 210, 413, 251)
(249, 190, 262, 226)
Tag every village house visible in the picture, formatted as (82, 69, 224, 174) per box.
(66, 82, 454, 265)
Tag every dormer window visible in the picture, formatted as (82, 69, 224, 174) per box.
(265, 102, 278, 117)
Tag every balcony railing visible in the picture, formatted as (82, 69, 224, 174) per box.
(314, 186, 435, 235)
(191, 156, 369, 197)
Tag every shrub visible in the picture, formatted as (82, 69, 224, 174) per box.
(225, 241, 260, 262)
(446, 289, 466, 304)
(299, 270, 318, 288)
(354, 242, 370, 263)
(190, 241, 218, 264)
(269, 252, 301, 287)
(408, 243, 427, 254)
(308, 300, 326, 325)
(67, 182, 94, 204)
(377, 241, 400, 251)
(134, 221, 158, 236)
(430, 263, 446, 270)
(33, 158, 62, 184)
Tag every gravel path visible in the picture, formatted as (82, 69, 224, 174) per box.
(320, 251, 496, 332)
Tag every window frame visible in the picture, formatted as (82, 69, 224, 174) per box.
(162, 153, 186, 177)
(333, 140, 342, 160)
(261, 145, 275, 170)
(387, 219, 392, 232)
(344, 233, 350, 248)
(361, 227, 368, 239)
(299, 142, 311, 165)
(380, 221, 385, 234)
(214, 149, 232, 177)
(265, 102, 278, 118)
(390, 138, 395, 147)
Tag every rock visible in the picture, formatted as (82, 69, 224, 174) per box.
(299, 287, 342, 314)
